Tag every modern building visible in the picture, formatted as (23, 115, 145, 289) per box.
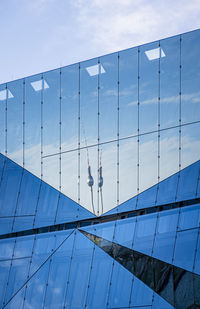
(0, 29, 200, 308)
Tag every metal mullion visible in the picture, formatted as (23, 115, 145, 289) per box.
(136, 47, 140, 208)
(59, 68, 62, 192)
(97, 58, 100, 216)
(78, 64, 81, 204)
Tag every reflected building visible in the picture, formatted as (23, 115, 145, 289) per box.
(0, 29, 200, 308)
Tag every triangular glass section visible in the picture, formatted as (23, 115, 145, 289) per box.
(104, 160, 200, 216)
(81, 230, 200, 309)
(0, 153, 95, 235)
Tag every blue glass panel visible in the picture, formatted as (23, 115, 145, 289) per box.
(4, 288, 25, 309)
(4, 257, 30, 304)
(85, 239, 113, 309)
(43, 69, 60, 156)
(16, 169, 41, 215)
(29, 233, 56, 276)
(107, 261, 133, 308)
(0, 158, 23, 216)
(81, 220, 115, 243)
(61, 64, 78, 153)
(0, 217, 13, 235)
(178, 204, 200, 230)
(0, 83, 6, 155)
(176, 160, 200, 202)
(181, 30, 200, 124)
(153, 209, 179, 263)
(99, 52, 118, 143)
(25, 73, 42, 178)
(156, 171, 178, 206)
(23, 260, 50, 309)
(56, 194, 82, 224)
(194, 231, 200, 275)
(119, 47, 138, 138)
(133, 213, 157, 255)
(114, 217, 136, 248)
(173, 228, 198, 271)
(130, 276, 153, 306)
(0, 260, 10, 308)
(0, 153, 6, 178)
(0, 238, 15, 260)
(64, 231, 93, 309)
(12, 216, 34, 232)
(43, 231, 75, 308)
(139, 41, 159, 133)
(104, 195, 137, 216)
(160, 35, 180, 129)
(13, 235, 34, 258)
(7, 79, 23, 166)
(34, 181, 59, 227)
(152, 293, 174, 309)
(80, 58, 98, 148)
(137, 183, 158, 210)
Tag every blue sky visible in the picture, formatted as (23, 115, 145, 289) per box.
(1, 0, 200, 84)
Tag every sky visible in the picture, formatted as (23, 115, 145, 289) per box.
(0, 0, 200, 84)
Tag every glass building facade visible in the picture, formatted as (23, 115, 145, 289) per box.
(0, 29, 200, 308)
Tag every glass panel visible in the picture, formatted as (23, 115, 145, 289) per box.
(153, 209, 179, 263)
(114, 217, 136, 248)
(29, 233, 56, 276)
(181, 30, 200, 124)
(133, 212, 157, 255)
(13, 235, 34, 258)
(99, 52, 118, 143)
(4, 288, 25, 309)
(178, 204, 200, 230)
(80, 58, 98, 148)
(119, 138, 137, 206)
(181, 122, 200, 169)
(12, 216, 34, 233)
(4, 257, 30, 304)
(55, 193, 79, 224)
(152, 293, 174, 309)
(160, 35, 180, 129)
(44, 231, 75, 308)
(43, 154, 59, 191)
(43, 69, 60, 156)
(0, 218, 13, 235)
(0, 159, 23, 216)
(85, 236, 113, 309)
(139, 132, 157, 194)
(173, 228, 198, 271)
(80, 146, 98, 214)
(0, 261, 10, 308)
(34, 181, 59, 228)
(16, 169, 41, 215)
(0, 238, 15, 260)
(23, 260, 50, 309)
(25, 73, 42, 178)
(130, 276, 153, 307)
(176, 160, 200, 202)
(156, 171, 178, 206)
(61, 64, 79, 152)
(61, 150, 78, 204)
(7, 79, 23, 165)
(194, 231, 200, 275)
(139, 41, 159, 133)
(159, 127, 179, 181)
(83, 220, 115, 242)
(64, 231, 93, 309)
(119, 47, 138, 138)
(0, 83, 6, 155)
(107, 261, 133, 308)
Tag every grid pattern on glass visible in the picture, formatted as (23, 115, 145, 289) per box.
(0, 30, 200, 214)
